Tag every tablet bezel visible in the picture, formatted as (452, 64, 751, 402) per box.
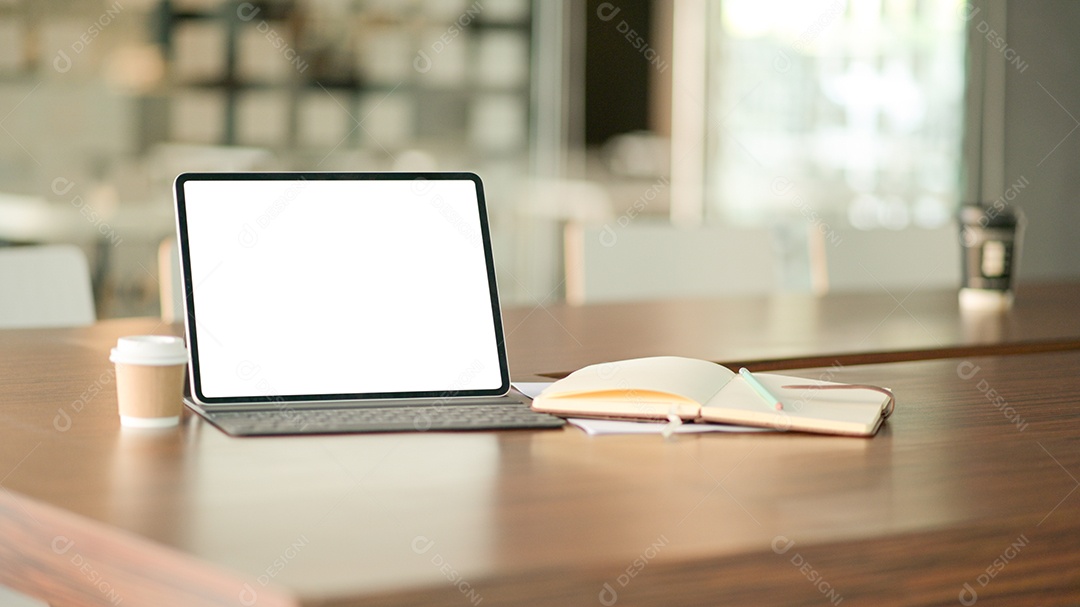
(173, 171, 511, 405)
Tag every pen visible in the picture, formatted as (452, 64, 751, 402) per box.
(739, 367, 784, 411)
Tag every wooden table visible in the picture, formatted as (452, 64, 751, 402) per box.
(2, 286, 1080, 606)
(504, 282, 1080, 376)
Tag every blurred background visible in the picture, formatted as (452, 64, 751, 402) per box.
(1, 0, 1078, 318)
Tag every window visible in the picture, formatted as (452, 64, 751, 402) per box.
(707, 0, 966, 231)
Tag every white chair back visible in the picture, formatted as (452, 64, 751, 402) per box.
(0, 245, 95, 328)
(812, 225, 961, 294)
(565, 220, 779, 304)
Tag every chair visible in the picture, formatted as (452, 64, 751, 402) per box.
(811, 224, 961, 294)
(564, 220, 779, 304)
(0, 245, 95, 328)
(158, 237, 184, 323)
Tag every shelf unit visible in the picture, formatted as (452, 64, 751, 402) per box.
(159, 0, 533, 163)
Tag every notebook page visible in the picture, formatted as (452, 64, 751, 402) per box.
(540, 356, 736, 405)
(702, 373, 888, 435)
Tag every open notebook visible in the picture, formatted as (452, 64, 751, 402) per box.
(530, 357, 894, 437)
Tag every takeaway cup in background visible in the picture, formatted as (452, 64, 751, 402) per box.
(959, 204, 1023, 310)
(109, 336, 188, 428)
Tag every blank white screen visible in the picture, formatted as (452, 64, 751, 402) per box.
(180, 176, 506, 399)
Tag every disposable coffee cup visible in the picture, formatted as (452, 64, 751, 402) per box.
(959, 204, 1023, 310)
(109, 336, 188, 428)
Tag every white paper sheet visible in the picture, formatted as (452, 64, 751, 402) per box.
(567, 418, 772, 436)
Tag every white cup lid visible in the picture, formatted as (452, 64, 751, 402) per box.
(110, 335, 188, 366)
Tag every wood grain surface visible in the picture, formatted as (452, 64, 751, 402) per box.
(501, 282, 1080, 377)
(0, 285, 1079, 605)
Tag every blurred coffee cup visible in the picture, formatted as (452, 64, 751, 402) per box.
(959, 203, 1023, 309)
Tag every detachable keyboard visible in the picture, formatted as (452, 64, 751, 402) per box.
(197, 399, 566, 436)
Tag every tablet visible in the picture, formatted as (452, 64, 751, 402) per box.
(173, 172, 510, 405)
